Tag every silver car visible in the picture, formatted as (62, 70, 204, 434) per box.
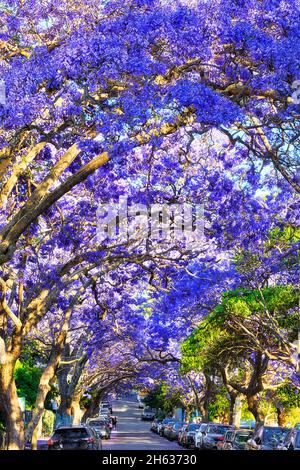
(87, 418, 111, 439)
(246, 425, 290, 450)
(202, 424, 235, 450)
(277, 428, 300, 450)
(195, 423, 208, 449)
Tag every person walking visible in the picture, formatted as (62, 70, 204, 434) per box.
(112, 416, 118, 430)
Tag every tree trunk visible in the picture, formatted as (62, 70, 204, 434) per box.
(71, 396, 82, 425)
(26, 378, 52, 449)
(232, 395, 243, 428)
(31, 416, 42, 450)
(203, 373, 213, 422)
(247, 395, 264, 425)
(82, 390, 104, 422)
(276, 405, 286, 427)
(58, 396, 72, 419)
(26, 306, 73, 448)
(228, 393, 236, 425)
(198, 403, 206, 421)
(0, 358, 24, 449)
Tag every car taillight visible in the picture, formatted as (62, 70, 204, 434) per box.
(215, 436, 224, 441)
(86, 437, 94, 443)
(48, 438, 59, 446)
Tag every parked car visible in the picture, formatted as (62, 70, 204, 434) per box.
(141, 408, 155, 421)
(48, 425, 102, 450)
(246, 425, 290, 450)
(158, 418, 174, 436)
(194, 423, 209, 450)
(168, 422, 185, 441)
(150, 419, 162, 433)
(163, 420, 176, 439)
(202, 424, 235, 450)
(277, 428, 300, 450)
(181, 423, 201, 448)
(87, 418, 111, 440)
(100, 407, 111, 415)
(98, 413, 110, 424)
(178, 423, 189, 445)
(221, 429, 253, 450)
(240, 420, 256, 430)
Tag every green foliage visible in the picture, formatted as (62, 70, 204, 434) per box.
(143, 384, 183, 416)
(208, 387, 230, 421)
(276, 385, 300, 410)
(181, 284, 299, 422)
(14, 360, 42, 408)
(286, 407, 300, 427)
(42, 410, 55, 436)
(181, 285, 299, 374)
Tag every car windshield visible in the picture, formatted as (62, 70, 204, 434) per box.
(225, 431, 234, 441)
(174, 423, 183, 429)
(88, 421, 105, 427)
(262, 427, 288, 444)
(207, 425, 231, 435)
(200, 424, 207, 432)
(235, 432, 251, 443)
(188, 424, 200, 431)
(54, 428, 89, 438)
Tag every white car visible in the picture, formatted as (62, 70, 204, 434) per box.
(141, 408, 155, 421)
(194, 423, 208, 450)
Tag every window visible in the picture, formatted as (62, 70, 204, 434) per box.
(207, 425, 231, 435)
(235, 433, 250, 444)
(225, 431, 234, 442)
(54, 428, 89, 439)
(188, 424, 200, 431)
(262, 428, 286, 445)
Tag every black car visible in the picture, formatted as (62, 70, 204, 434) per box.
(277, 428, 300, 450)
(48, 426, 102, 450)
(246, 425, 290, 450)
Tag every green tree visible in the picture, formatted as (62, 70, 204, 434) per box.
(14, 361, 42, 409)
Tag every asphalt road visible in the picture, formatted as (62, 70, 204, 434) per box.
(102, 399, 183, 450)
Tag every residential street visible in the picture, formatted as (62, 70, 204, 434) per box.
(102, 399, 182, 450)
